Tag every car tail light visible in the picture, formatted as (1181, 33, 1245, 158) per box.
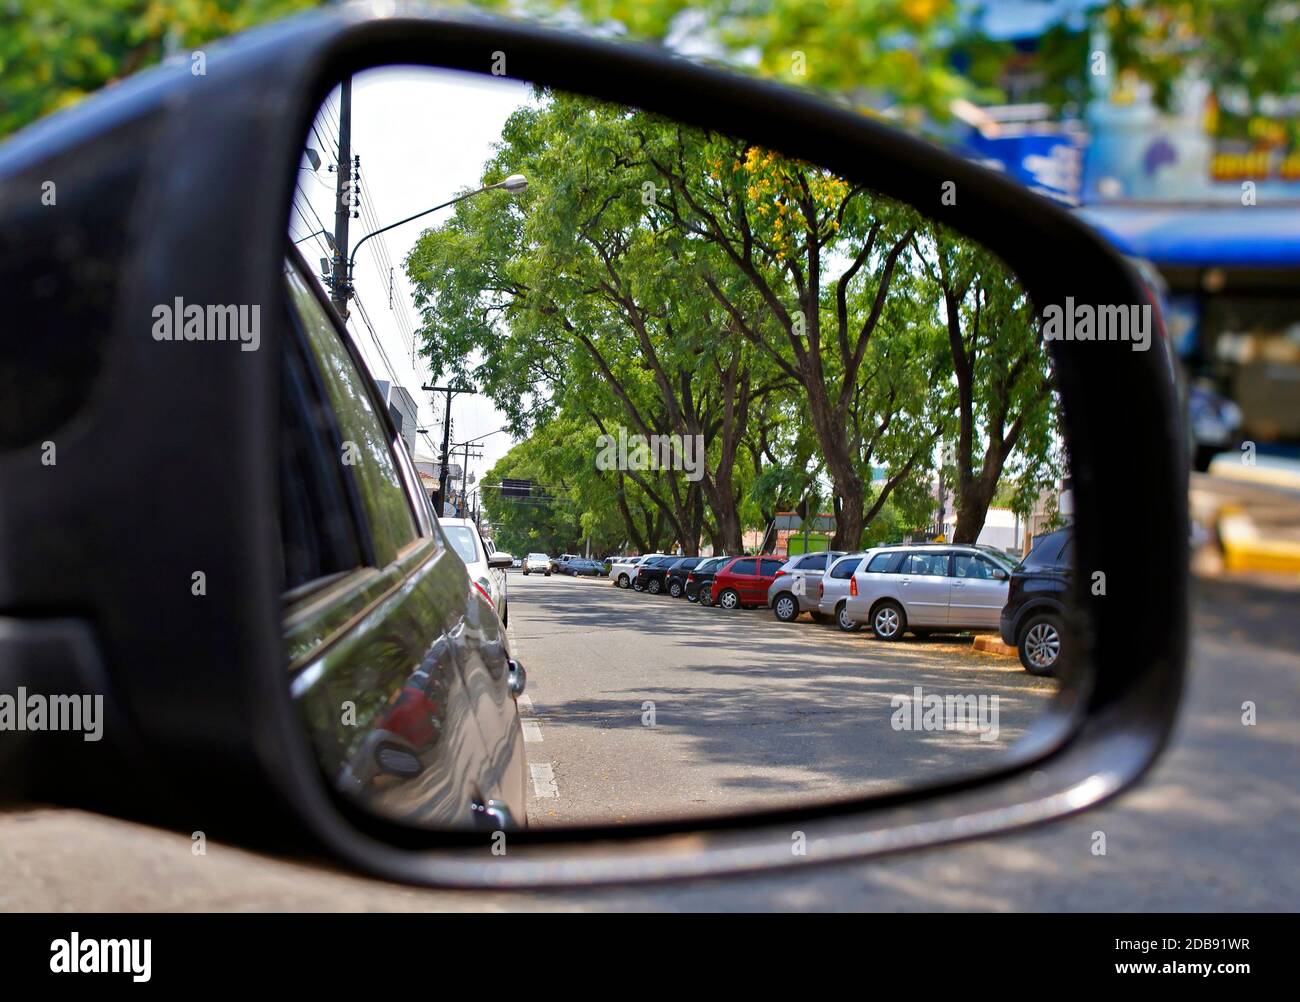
(849, 577, 857, 596)
(774, 569, 786, 577)
(818, 580, 824, 598)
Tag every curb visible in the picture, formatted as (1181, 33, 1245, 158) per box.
(972, 635, 1016, 658)
(1218, 507, 1300, 575)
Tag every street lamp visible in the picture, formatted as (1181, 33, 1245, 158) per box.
(341, 173, 528, 304)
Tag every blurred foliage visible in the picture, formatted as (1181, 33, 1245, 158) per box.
(4, 1, 1296, 139)
(0, 0, 320, 136)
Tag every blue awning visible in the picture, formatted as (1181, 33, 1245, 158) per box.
(1077, 206, 1300, 269)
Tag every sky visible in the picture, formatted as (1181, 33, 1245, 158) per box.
(291, 65, 534, 489)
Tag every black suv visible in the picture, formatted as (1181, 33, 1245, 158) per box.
(1000, 526, 1073, 676)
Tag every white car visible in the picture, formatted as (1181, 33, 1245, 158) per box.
(522, 553, 551, 576)
(440, 517, 513, 625)
(608, 553, 665, 589)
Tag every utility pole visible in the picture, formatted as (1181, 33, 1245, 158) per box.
(330, 77, 354, 318)
(459, 442, 484, 516)
(423, 384, 476, 516)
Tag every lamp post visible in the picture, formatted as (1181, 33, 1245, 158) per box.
(340, 173, 528, 309)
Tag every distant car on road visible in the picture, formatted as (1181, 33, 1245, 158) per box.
(511, 557, 522, 569)
(440, 517, 513, 626)
(767, 550, 844, 622)
(846, 544, 1014, 641)
(1000, 526, 1072, 676)
(816, 551, 873, 631)
(522, 552, 551, 576)
(684, 556, 728, 604)
(709, 555, 786, 610)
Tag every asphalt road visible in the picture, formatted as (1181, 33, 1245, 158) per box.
(511, 572, 1056, 827)
(1, 573, 1295, 911)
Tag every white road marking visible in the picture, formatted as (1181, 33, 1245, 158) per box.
(510, 597, 558, 799)
(529, 763, 558, 798)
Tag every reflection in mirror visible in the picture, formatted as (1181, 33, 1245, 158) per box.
(282, 66, 1077, 832)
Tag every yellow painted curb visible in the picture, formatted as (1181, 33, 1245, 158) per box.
(1218, 507, 1300, 575)
(972, 635, 1016, 658)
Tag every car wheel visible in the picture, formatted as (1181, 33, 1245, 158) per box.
(718, 589, 740, 610)
(648, 578, 662, 594)
(668, 580, 683, 598)
(1018, 613, 1062, 676)
(617, 573, 630, 588)
(870, 600, 905, 640)
(699, 589, 714, 607)
(633, 578, 644, 591)
(686, 591, 699, 603)
(773, 593, 799, 622)
(836, 602, 861, 632)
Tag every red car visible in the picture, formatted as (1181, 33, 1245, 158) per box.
(709, 555, 786, 610)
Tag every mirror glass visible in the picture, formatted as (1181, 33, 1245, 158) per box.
(282, 66, 1079, 831)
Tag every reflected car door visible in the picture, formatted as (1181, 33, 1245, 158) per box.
(281, 259, 516, 830)
(950, 552, 1010, 628)
(898, 551, 953, 625)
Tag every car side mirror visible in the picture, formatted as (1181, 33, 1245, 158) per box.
(0, 6, 1187, 889)
(487, 552, 513, 569)
(993, 568, 1010, 581)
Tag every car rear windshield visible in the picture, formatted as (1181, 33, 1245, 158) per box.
(1020, 529, 1072, 570)
(443, 525, 480, 565)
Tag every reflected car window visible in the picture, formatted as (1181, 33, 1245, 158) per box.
(442, 524, 481, 565)
(285, 263, 417, 564)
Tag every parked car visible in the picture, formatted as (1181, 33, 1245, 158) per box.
(511, 557, 522, 569)
(608, 553, 664, 589)
(562, 557, 607, 577)
(522, 553, 551, 576)
(439, 517, 513, 626)
(709, 555, 786, 609)
(1000, 527, 1073, 676)
(816, 551, 873, 631)
(634, 555, 682, 593)
(664, 556, 706, 597)
(551, 553, 579, 573)
(767, 550, 844, 622)
(684, 556, 728, 604)
(846, 544, 1015, 641)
